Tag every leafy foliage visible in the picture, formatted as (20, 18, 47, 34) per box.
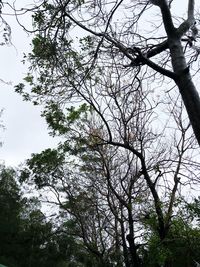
(8, 0, 200, 266)
(0, 165, 93, 267)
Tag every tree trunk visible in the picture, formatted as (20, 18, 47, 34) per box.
(121, 220, 131, 267)
(175, 72, 200, 146)
(126, 234, 141, 267)
(157, 0, 200, 146)
(166, 35, 200, 146)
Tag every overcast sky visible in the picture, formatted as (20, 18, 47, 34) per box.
(0, 0, 196, 167)
(0, 1, 59, 167)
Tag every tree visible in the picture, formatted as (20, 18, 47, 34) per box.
(0, 166, 22, 266)
(16, 0, 200, 145)
(12, 0, 200, 266)
(0, 164, 81, 267)
(21, 91, 200, 266)
(141, 198, 200, 267)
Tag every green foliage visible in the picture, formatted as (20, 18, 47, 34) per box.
(13, 1, 200, 266)
(0, 164, 99, 267)
(142, 216, 200, 267)
(26, 148, 65, 188)
(187, 197, 200, 220)
(0, 167, 22, 267)
(14, 83, 31, 102)
(32, 35, 57, 61)
(42, 102, 68, 135)
(79, 35, 95, 54)
(23, 73, 34, 85)
(42, 102, 91, 136)
(0, 166, 59, 267)
(32, 11, 45, 28)
(66, 103, 89, 124)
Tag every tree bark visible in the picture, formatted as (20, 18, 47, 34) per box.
(156, 0, 200, 146)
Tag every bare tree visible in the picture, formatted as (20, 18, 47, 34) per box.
(14, 0, 200, 266)
(23, 78, 200, 266)
(14, 0, 200, 146)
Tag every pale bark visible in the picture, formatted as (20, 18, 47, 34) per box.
(151, 0, 200, 146)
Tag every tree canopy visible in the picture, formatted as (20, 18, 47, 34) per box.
(15, 0, 200, 144)
(1, 0, 200, 266)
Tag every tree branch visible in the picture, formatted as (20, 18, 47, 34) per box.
(157, 0, 176, 37)
(131, 47, 176, 80)
(177, 0, 195, 37)
(146, 40, 169, 58)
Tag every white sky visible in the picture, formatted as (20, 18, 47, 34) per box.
(0, 1, 59, 166)
(0, 0, 196, 167)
